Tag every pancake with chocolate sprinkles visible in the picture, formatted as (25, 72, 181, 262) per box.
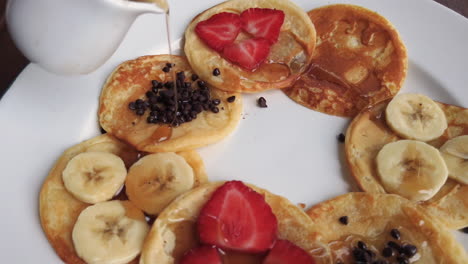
(140, 182, 328, 264)
(39, 134, 208, 264)
(284, 4, 407, 117)
(307, 193, 468, 264)
(99, 55, 242, 153)
(184, 0, 316, 93)
(345, 99, 468, 229)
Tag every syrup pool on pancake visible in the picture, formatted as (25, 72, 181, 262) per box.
(284, 4, 407, 117)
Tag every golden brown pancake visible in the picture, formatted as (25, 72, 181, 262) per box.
(39, 134, 207, 264)
(140, 182, 328, 264)
(184, 0, 316, 93)
(345, 99, 468, 229)
(283, 4, 408, 117)
(306, 193, 468, 263)
(99, 55, 242, 153)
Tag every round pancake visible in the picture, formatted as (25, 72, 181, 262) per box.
(39, 134, 208, 264)
(99, 55, 242, 153)
(306, 193, 468, 263)
(140, 182, 328, 264)
(283, 4, 408, 117)
(184, 0, 316, 93)
(345, 99, 468, 229)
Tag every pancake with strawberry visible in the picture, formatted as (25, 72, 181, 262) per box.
(99, 55, 243, 153)
(284, 4, 407, 117)
(184, 0, 316, 93)
(307, 193, 468, 263)
(140, 181, 326, 264)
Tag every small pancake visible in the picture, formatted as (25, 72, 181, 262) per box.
(184, 0, 316, 93)
(283, 4, 408, 117)
(140, 182, 328, 264)
(39, 134, 207, 264)
(306, 193, 468, 263)
(99, 55, 242, 152)
(345, 99, 468, 229)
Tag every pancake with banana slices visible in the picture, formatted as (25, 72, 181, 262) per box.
(39, 134, 207, 264)
(184, 0, 316, 93)
(345, 96, 468, 229)
(99, 55, 242, 153)
(306, 193, 468, 264)
(284, 4, 407, 117)
(140, 181, 328, 264)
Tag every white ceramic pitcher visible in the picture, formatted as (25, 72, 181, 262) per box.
(6, 0, 166, 75)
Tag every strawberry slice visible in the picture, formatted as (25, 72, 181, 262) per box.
(240, 8, 285, 44)
(195, 12, 242, 52)
(197, 181, 278, 253)
(263, 240, 316, 264)
(180, 245, 222, 264)
(222, 38, 271, 71)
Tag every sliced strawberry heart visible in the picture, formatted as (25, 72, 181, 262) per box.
(180, 245, 222, 264)
(240, 8, 285, 44)
(263, 240, 316, 264)
(222, 38, 271, 71)
(195, 12, 242, 52)
(197, 181, 278, 253)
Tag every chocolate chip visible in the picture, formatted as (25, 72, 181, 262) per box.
(147, 115, 156, 123)
(460, 227, 468, 233)
(136, 99, 144, 105)
(164, 82, 174, 89)
(197, 80, 206, 88)
(212, 99, 221, 105)
(337, 133, 345, 143)
(191, 74, 199, 81)
(373, 260, 388, 264)
(146, 91, 155, 98)
(358, 241, 367, 250)
(382, 247, 393, 258)
(390, 229, 401, 240)
(184, 82, 192, 88)
(213, 68, 220, 76)
(402, 244, 417, 258)
(258, 97, 268, 108)
(339, 216, 348, 225)
(396, 256, 409, 264)
(352, 248, 370, 262)
(166, 62, 173, 68)
(211, 106, 219, 113)
(162, 66, 170, 72)
(227, 96, 236, 103)
(176, 71, 185, 81)
(128, 102, 136, 110)
(136, 109, 145, 116)
(151, 87, 159, 93)
(151, 80, 159, 87)
(100, 127, 106, 134)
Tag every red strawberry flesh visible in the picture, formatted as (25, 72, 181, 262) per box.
(180, 245, 222, 264)
(195, 12, 242, 52)
(222, 38, 271, 71)
(197, 181, 278, 253)
(241, 8, 285, 44)
(263, 239, 316, 264)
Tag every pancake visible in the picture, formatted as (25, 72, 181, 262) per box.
(99, 55, 242, 153)
(306, 193, 468, 263)
(184, 0, 316, 93)
(345, 99, 468, 229)
(283, 4, 407, 117)
(39, 134, 207, 264)
(140, 182, 328, 264)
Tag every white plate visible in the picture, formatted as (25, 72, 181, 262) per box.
(1, 0, 467, 262)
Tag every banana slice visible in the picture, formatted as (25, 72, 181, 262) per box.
(385, 93, 447, 141)
(125, 153, 194, 215)
(376, 140, 448, 201)
(72, 200, 149, 264)
(62, 152, 127, 204)
(440, 135, 468, 184)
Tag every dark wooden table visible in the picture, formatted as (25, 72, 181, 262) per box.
(1, 0, 467, 99)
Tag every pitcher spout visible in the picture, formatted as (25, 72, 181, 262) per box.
(114, 0, 168, 15)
